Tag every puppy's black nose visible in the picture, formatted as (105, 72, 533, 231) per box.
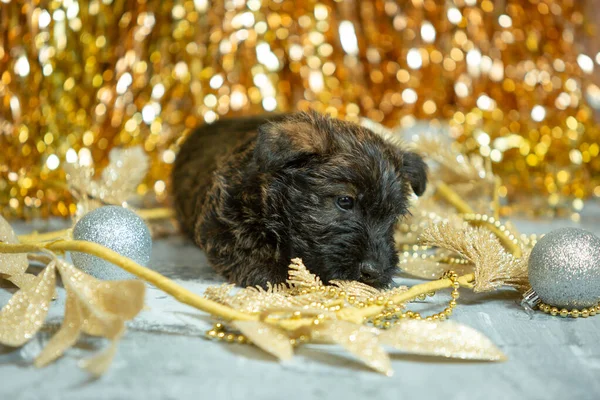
(360, 262, 379, 283)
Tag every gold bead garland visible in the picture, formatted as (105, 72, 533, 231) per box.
(461, 213, 522, 250)
(538, 302, 600, 319)
(371, 271, 461, 329)
(206, 322, 313, 347)
(399, 249, 471, 266)
(206, 323, 249, 344)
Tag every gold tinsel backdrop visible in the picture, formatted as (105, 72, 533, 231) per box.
(1, 0, 599, 219)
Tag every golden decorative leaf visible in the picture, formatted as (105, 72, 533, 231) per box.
(203, 283, 235, 305)
(420, 222, 529, 292)
(314, 320, 392, 376)
(64, 162, 99, 221)
(98, 145, 149, 204)
(0, 262, 57, 346)
(34, 291, 83, 367)
(229, 291, 295, 314)
(64, 146, 149, 220)
(79, 338, 122, 377)
(231, 320, 293, 361)
(286, 258, 322, 288)
(261, 281, 289, 293)
(283, 293, 339, 308)
(0, 215, 30, 284)
(227, 285, 341, 314)
(226, 281, 295, 313)
(379, 319, 506, 361)
(90, 280, 146, 319)
(6, 273, 38, 290)
(329, 280, 382, 298)
(31, 260, 144, 375)
(64, 161, 95, 198)
(411, 132, 494, 186)
(56, 260, 142, 339)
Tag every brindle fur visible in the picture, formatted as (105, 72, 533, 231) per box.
(172, 111, 427, 288)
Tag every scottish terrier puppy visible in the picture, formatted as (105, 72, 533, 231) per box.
(172, 111, 427, 288)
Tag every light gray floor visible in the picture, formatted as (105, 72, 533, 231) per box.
(2, 204, 600, 400)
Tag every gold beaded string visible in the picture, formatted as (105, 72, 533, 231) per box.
(370, 271, 460, 329)
(399, 249, 471, 266)
(538, 302, 600, 319)
(206, 323, 247, 344)
(399, 243, 432, 252)
(206, 321, 311, 347)
(461, 213, 522, 252)
(206, 271, 462, 345)
(520, 233, 540, 248)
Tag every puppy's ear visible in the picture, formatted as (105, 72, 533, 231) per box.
(254, 112, 330, 171)
(402, 151, 428, 196)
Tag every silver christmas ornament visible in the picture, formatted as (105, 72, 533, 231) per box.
(527, 227, 600, 309)
(71, 206, 152, 280)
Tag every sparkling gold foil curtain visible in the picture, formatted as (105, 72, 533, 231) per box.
(1, 0, 599, 219)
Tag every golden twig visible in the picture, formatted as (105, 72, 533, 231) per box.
(136, 208, 175, 220)
(435, 182, 474, 214)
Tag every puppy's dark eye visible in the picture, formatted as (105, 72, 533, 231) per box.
(336, 196, 355, 211)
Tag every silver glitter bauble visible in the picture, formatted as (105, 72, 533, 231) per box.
(528, 227, 600, 309)
(71, 206, 152, 280)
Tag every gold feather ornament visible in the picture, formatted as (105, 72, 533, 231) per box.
(420, 222, 530, 293)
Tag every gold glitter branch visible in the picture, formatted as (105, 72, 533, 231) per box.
(420, 222, 529, 293)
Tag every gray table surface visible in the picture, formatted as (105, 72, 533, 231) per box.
(2, 204, 600, 400)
